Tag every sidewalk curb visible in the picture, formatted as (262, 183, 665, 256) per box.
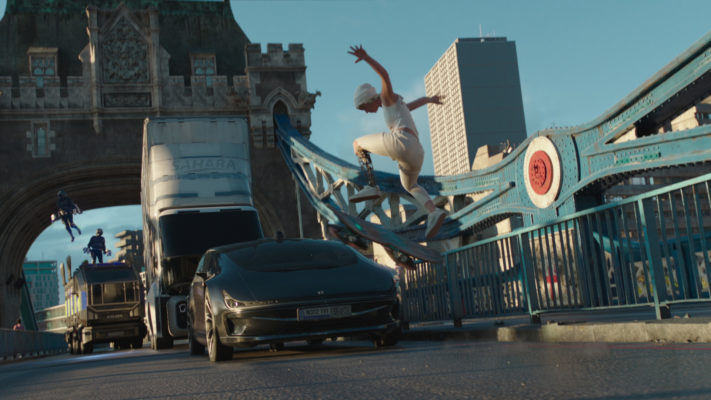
(401, 319, 711, 344)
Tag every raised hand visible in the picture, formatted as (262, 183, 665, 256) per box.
(430, 95, 444, 105)
(348, 45, 368, 63)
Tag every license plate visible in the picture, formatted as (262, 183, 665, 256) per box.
(298, 305, 351, 321)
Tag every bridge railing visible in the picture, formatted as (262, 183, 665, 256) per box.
(0, 329, 66, 360)
(400, 173, 711, 325)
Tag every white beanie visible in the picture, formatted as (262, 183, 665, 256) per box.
(354, 83, 378, 108)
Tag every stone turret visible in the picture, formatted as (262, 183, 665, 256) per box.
(245, 43, 320, 147)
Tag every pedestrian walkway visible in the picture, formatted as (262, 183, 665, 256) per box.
(401, 304, 711, 344)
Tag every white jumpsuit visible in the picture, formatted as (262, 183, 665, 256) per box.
(355, 95, 433, 207)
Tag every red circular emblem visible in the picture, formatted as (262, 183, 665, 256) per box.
(528, 151, 553, 195)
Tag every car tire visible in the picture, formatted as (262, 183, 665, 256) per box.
(188, 326, 205, 356)
(206, 295, 231, 362)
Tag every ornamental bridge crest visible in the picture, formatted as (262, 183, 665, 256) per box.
(101, 17, 149, 84)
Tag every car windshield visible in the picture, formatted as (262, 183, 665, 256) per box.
(223, 240, 359, 272)
(159, 209, 263, 257)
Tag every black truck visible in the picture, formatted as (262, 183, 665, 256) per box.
(63, 261, 146, 354)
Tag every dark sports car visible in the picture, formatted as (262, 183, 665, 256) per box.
(186, 237, 401, 361)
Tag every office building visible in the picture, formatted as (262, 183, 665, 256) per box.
(113, 230, 144, 272)
(425, 37, 527, 176)
(22, 260, 60, 311)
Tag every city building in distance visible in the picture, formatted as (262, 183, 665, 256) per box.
(22, 260, 59, 310)
(425, 37, 527, 176)
(113, 230, 144, 272)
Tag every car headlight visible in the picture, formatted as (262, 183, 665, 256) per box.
(223, 292, 245, 310)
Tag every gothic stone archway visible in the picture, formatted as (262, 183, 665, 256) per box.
(0, 1, 321, 328)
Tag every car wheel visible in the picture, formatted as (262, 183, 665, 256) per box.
(188, 326, 205, 356)
(307, 338, 324, 346)
(205, 295, 231, 362)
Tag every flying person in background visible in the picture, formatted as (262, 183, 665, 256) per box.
(56, 190, 81, 242)
(348, 45, 447, 240)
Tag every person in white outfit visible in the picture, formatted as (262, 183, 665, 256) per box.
(348, 44, 447, 240)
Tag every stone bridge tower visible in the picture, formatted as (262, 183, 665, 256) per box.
(0, 0, 321, 328)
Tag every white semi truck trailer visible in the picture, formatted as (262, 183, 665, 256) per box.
(141, 116, 264, 349)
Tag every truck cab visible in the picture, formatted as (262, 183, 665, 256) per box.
(64, 262, 146, 354)
(144, 205, 263, 348)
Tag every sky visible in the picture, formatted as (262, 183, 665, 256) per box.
(15, 0, 711, 297)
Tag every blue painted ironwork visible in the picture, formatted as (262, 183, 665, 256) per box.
(275, 30, 711, 242)
(399, 173, 711, 323)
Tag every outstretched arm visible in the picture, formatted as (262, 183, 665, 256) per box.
(407, 95, 444, 111)
(348, 45, 397, 106)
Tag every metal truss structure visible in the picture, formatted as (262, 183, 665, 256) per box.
(276, 31, 711, 243)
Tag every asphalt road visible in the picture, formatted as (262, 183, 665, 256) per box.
(2, 339, 711, 399)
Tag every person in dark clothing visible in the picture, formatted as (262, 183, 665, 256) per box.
(87, 228, 107, 264)
(56, 190, 81, 242)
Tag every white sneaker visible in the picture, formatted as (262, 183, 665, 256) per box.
(349, 185, 381, 203)
(425, 209, 447, 240)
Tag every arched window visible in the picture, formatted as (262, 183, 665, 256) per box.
(273, 101, 288, 116)
(31, 122, 50, 157)
(272, 101, 289, 144)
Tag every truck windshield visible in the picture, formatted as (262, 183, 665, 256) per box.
(159, 209, 263, 257)
(91, 281, 139, 305)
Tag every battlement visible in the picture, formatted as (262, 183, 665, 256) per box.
(0, 74, 251, 111)
(245, 43, 306, 68)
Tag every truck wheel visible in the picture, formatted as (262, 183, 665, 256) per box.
(205, 296, 231, 362)
(81, 341, 94, 354)
(373, 327, 401, 348)
(72, 334, 80, 354)
(132, 338, 144, 349)
(188, 327, 205, 356)
(151, 333, 174, 350)
(68, 333, 75, 354)
(269, 342, 285, 352)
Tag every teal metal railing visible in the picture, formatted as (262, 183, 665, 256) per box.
(0, 329, 66, 360)
(400, 173, 711, 324)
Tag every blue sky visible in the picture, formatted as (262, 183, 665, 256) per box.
(18, 0, 711, 288)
